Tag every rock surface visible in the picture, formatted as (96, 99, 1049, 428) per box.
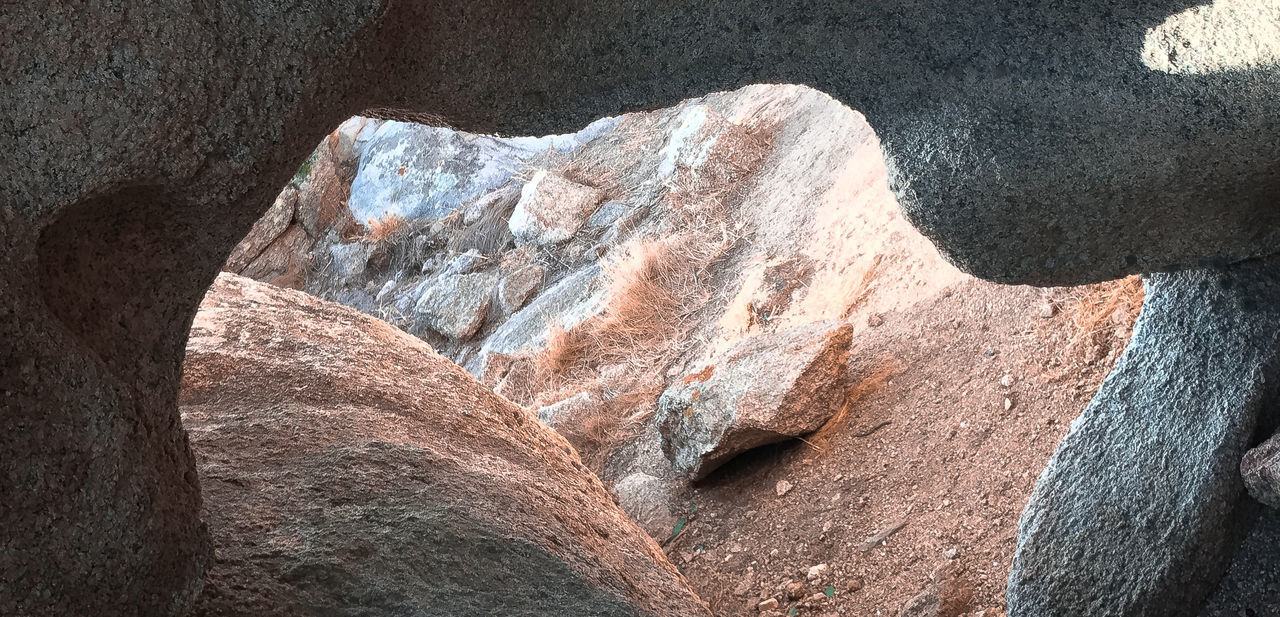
(5, 4, 1279, 609)
(1243, 433, 1280, 509)
(657, 321, 853, 479)
(509, 171, 606, 247)
(182, 273, 710, 617)
(415, 273, 497, 340)
(1008, 258, 1280, 617)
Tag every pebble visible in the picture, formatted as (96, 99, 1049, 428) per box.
(944, 547, 958, 559)
(867, 313, 885, 327)
(775, 480, 794, 497)
(734, 578, 755, 597)
(984, 348, 997, 358)
(758, 598, 779, 611)
(822, 521, 832, 533)
(847, 578, 864, 592)
(1039, 303, 1056, 318)
(786, 581, 807, 600)
(806, 563, 829, 581)
(1004, 397, 1014, 410)
(1000, 374, 1014, 387)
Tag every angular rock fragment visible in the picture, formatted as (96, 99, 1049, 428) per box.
(1243, 433, 1280, 509)
(509, 170, 605, 247)
(1008, 259, 1280, 617)
(415, 273, 497, 340)
(182, 273, 710, 617)
(656, 320, 852, 479)
(498, 264, 546, 314)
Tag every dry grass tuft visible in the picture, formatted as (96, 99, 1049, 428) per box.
(364, 213, 407, 243)
(1068, 275, 1145, 349)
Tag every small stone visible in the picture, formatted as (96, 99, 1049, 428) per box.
(758, 598, 779, 611)
(786, 581, 807, 600)
(776, 480, 794, 497)
(846, 578, 864, 593)
(1004, 397, 1014, 410)
(867, 313, 884, 327)
(944, 547, 958, 559)
(1000, 374, 1014, 387)
(984, 348, 997, 358)
(806, 563, 829, 581)
(822, 521, 832, 533)
(1039, 303, 1057, 318)
(804, 592, 828, 605)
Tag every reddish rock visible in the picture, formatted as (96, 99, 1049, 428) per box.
(182, 273, 710, 617)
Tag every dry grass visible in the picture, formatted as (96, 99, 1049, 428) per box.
(364, 213, 407, 243)
(447, 186, 519, 255)
(1067, 275, 1145, 350)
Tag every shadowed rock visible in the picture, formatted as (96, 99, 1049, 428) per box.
(1008, 257, 1280, 617)
(182, 273, 710, 617)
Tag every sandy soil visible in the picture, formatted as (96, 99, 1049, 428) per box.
(662, 275, 1139, 617)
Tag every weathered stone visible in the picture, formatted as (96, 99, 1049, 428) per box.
(509, 171, 605, 247)
(498, 264, 546, 314)
(182, 274, 710, 617)
(223, 188, 298, 273)
(1243, 433, 1280, 509)
(1008, 258, 1280, 617)
(656, 320, 852, 479)
(1199, 508, 1280, 616)
(536, 391, 597, 430)
(612, 472, 681, 541)
(415, 273, 497, 341)
(5, 3, 1280, 612)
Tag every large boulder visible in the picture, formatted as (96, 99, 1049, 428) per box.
(1007, 257, 1280, 617)
(182, 273, 710, 617)
(656, 320, 853, 479)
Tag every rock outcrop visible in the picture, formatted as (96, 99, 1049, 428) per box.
(1007, 258, 1280, 617)
(182, 273, 710, 617)
(4, 3, 1279, 612)
(509, 171, 606, 247)
(657, 321, 853, 480)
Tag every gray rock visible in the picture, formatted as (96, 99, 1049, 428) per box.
(440, 249, 487, 277)
(1008, 258, 1280, 617)
(328, 241, 374, 283)
(586, 200, 629, 229)
(415, 273, 498, 341)
(347, 121, 609, 224)
(509, 171, 605, 247)
(1243, 433, 1280, 509)
(657, 320, 853, 479)
(612, 472, 682, 541)
(1198, 508, 1280, 617)
(468, 265, 610, 372)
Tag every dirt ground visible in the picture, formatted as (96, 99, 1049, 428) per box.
(661, 275, 1141, 617)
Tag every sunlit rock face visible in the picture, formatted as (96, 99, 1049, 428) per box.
(1142, 0, 1280, 74)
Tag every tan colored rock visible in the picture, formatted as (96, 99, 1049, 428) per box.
(223, 187, 298, 273)
(182, 273, 710, 617)
(509, 171, 605, 247)
(657, 320, 853, 479)
(499, 264, 546, 313)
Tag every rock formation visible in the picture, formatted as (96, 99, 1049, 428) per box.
(182, 273, 710, 617)
(3, 2, 1279, 615)
(1007, 258, 1280, 617)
